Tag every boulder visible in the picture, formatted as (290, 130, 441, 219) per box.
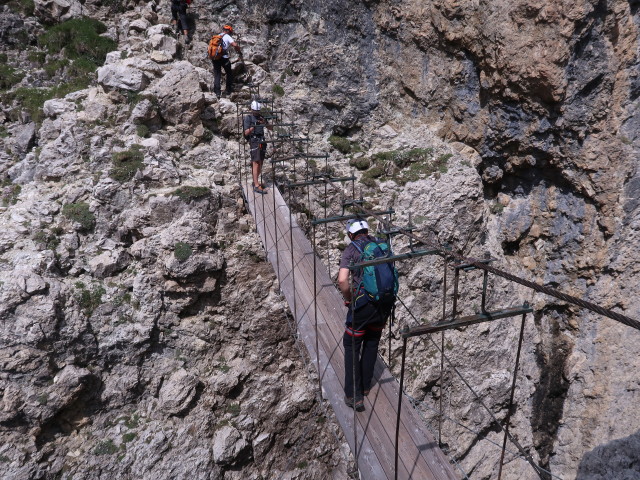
(33, 0, 83, 24)
(130, 98, 161, 128)
(97, 64, 149, 92)
(147, 34, 178, 58)
(158, 369, 200, 416)
(163, 252, 224, 280)
(129, 18, 151, 33)
(88, 249, 132, 278)
(212, 426, 248, 465)
(42, 99, 75, 118)
(147, 24, 174, 37)
(10, 122, 37, 154)
(145, 61, 205, 127)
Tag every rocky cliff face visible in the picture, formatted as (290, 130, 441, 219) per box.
(1, 0, 639, 479)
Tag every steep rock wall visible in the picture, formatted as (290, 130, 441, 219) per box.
(0, 0, 639, 478)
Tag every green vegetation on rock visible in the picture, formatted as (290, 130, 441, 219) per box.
(328, 135, 352, 154)
(27, 51, 46, 64)
(1, 18, 116, 122)
(62, 202, 95, 231)
(110, 145, 144, 182)
(93, 439, 118, 456)
(357, 147, 451, 186)
(0, 64, 24, 91)
(1, 180, 21, 206)
(349, 156, 371, 170)
(173, 186, 210, 202)
(174, 242, 192, 262)
(74, 281, 106, 317)
(6, 0, 34, 16)
(272, 84, 284, 96)
(136, 124, 150, 138)
(38, 18, 115, 66)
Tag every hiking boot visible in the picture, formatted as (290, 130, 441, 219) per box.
(345, 396, 365, 412)
(253, 185, 267, 194)
(185, 36, 191, 45)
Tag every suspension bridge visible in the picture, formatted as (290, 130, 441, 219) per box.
(233, 87, 640, 480)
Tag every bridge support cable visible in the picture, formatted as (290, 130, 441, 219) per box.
(498, 311, 527, 480)
(352, 204, 640, 332)
(394, 296, 549, 479)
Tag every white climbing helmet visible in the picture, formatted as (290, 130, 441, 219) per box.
(346, 219, 369, 234)
(250, 100, 262, 111)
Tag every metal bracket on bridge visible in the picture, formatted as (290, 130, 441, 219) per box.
(310, 209, 395, 226)
(286, 176, 356, 188)
(400, 304, 533, 338)
(346, 248, 441, 270)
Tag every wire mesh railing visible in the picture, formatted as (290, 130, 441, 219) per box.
(232, 85, 640, 480)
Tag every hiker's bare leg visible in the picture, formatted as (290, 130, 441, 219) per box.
(252, 161, 261, 187)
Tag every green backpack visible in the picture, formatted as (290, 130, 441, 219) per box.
(353, 239, 399, 307)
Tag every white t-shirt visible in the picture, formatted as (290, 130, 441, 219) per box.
(221, 33, 234, 58)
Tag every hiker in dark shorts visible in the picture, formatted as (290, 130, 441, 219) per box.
(338, 219, 393, 412)
(243, 100, 271, 194)
(171, 0, 191, 44)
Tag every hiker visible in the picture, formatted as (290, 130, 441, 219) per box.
(210, 24, 243, 98)
(338, 219, 397, 412)
(243, 100, 271, 194)
(171, 0, 191, 44)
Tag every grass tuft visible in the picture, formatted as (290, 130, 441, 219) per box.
(62, 202, 95, 231)
(38, 18, 115, 66)
(74, 281, 105, 316)
(0, 65, 24, 91)
(174, 242, 192, 262)
(110, 145, 144, 182)
(173, 186, 210, 202)
(328, 135, 351, 154)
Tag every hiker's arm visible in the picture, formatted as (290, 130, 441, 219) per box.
(231, 41, 243, 58)
(338, 267, 351, 303)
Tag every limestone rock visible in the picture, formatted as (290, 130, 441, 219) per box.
(43, 99, 75, 118)
(97, 63, 150, 92)
(33, 0, 83, 24)
(129, 18, 151, 33)
(88, 249, 132, 278)
(164, 252, 224, 280)
(147, 33, 178, 59)
(7, 122, 36, 154)
(145, 61, 205, 127)
(212, 426, 249, 465)
(158, 369, 200, 416)
(576, 430, 640, 479)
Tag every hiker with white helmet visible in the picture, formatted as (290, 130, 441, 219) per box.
(243, 100, 271, 194)
(338, 219, 398, 412)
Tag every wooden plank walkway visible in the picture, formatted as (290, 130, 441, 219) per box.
(243, 180, 459, 480)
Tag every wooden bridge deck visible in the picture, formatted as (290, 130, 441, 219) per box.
(243, 181, 459, 480)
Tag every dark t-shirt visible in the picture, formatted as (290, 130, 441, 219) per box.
(339, 234, 379, 288)
(243, 114, 265, 139)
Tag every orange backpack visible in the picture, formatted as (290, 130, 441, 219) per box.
(208, 34, 224, 60)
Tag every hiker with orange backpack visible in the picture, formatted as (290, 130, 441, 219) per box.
(171, 0, 192, 44)
(208, 24, 243, 99)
